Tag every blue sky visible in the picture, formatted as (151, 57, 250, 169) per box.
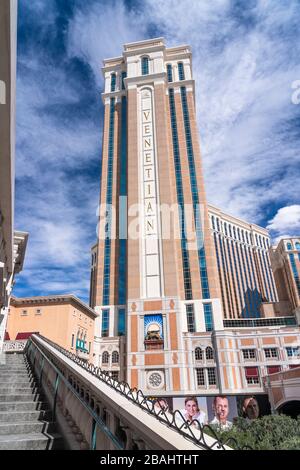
(14, 0, 300, 302)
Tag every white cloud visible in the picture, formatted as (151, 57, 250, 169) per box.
(267, 205, 300, 235)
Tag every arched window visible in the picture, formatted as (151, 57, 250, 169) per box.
(112, 351, 119, 364)
(216, 218, 220, 231)
(141, 56, 149, 75)
(233, 227, 236, 239)
(224, 223, 228, 236)
(167, 64, 173, 82)
(296, 242, 300, 251)
(110, 73, 116, 92)
(211, 216, 215, 230)
(195, 347, 203, 361)
(241, 230, 245, 242)
(229, 225, 232, 237)
(237, 228, 241, 241)
(246, 232, 249, 244)
(206, 346, 214, 360)
(287, 242, 292, 250)
(178, 62, 185, 80)
(102, 351, 109, 364)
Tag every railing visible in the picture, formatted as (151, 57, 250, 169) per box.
(25, 334, 251, 451)
(3, 340, 27, 352)
(223, 317, 297, 328)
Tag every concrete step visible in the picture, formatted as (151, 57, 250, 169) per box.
(0, 409, 50, 423)
(0, 432, 63, 450)
(0, 401, 48, 412)
(0, 393, 44, 402)
(0, 375, 34, 382)
(0, 387, 40, 395)
(0, 420, 49, 435)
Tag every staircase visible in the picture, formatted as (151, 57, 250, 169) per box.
(0, 352, 64, 450)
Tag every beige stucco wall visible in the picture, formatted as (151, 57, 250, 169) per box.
(6, 302, 95, 360)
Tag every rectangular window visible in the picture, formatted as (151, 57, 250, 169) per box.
(207, 368, 217, 386)
(35, 309, 42, 315)
(196, 368, 205, 386)
(102, 309, 110, 337)
(167, 64, 173, 82)
(267, 366, 281, 375)
(118, 308, 126, 336)
(178, 62, 185, 80)
(245, 366, 260, 385)
(286, 346, 300, 358)
(121, 71, 126, 90)
(242, 349, 256, 360)
(21, 310, 28, 316)
(71, 334, 74, 348)
(203, 303, 213, 332)
(186, 304, 196, 332)
(264, 348, 278, 359)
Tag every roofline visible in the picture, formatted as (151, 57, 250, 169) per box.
(10, 294, 98, 319)
(207, 203, 269, 235)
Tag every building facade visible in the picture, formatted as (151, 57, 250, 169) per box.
(208, 204, 278, 319)
(6, 295, 97, 361)
(90, 39, 300, 415)
(0, 0, 28, 352)
(270, 238, 300, 319)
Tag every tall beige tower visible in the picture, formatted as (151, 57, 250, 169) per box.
(91, 38, 224, 394)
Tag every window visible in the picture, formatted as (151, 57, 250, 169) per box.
(245, 367, 260, 385)
(195, 347, 203, 361)
(203, 303, 213, 332)
(178, 62, 185, 80)
(167, 64, 173, 82)
(264, 348, 278, 359)
(121, 71, 126, 90)
(242, 349, 256, 360)
(295, 242, 300, 251)
(35, 309, 42, 315)
(196, 368, 205, 386)
(267, 366, 281, 375)
(169, 88, 193, 300)
(118, 308, 126, 336)
(141, 56, 149, 75)
(112, 351, 119, 364)
(206, 347, 214, 361)
(211, 216, 215, 230)
(102, 351, 109, 365)
(287, 242, 292, 250)
(207, 368, 217, 386)
(186, 304, 195, 332)
(102, 309, 109, 337)
(286, 346, 300, 358)
(110, 73, 116, 92)
(21, 310, 28, 316)
(71, 334, 74, 348)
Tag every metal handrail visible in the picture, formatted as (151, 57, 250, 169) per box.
(29, 334, 252, 450)
(25, 338, 124, 450)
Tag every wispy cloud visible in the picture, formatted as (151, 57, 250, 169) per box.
(15, 0, 300, 302)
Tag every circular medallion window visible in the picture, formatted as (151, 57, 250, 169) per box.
(147, 371, 164, 390)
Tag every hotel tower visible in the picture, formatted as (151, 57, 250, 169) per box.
(91, 39, 300, 400)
